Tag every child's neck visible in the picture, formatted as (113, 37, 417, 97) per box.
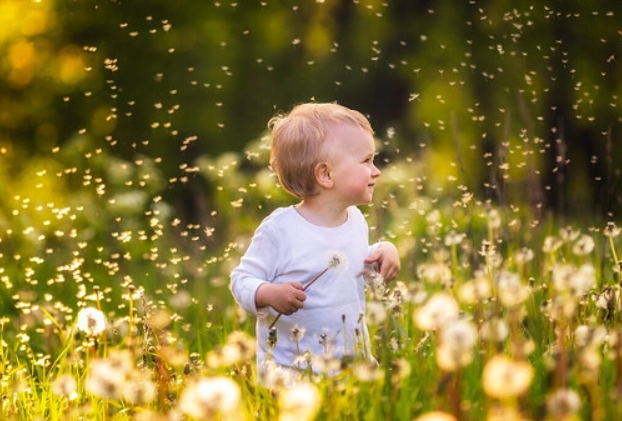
(295, 198, 348, 227)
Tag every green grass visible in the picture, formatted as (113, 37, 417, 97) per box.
(1, 138, 621, 421)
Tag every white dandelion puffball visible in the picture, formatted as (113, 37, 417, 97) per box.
(483, 355, 533, 399)
(76, 307, 107, 336)
(326, 250, 349, 273)
(278, 381, 322, 421)
(414, 293, 460, 331)
(85, 351, 134, 399)
(179, 376, 242, 420)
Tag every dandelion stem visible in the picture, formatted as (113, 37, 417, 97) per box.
(128, 285, 135, 348)
(94, 286, 107, 356)
(268, 266, 332, 329)
(305, 266, 330, 291)
(608, 235, 619, 268)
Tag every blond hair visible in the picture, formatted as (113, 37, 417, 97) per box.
(268, 102, 373, 198)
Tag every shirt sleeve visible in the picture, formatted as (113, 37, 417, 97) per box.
(230, 221, 279, 316)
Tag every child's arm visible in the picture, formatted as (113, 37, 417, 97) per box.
(365, 241, 401, 282)
(255, 282, 306, 315)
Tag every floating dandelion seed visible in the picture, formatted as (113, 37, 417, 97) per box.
(76, 307, 107, 336)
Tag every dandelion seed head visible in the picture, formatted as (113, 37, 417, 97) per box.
(361, 264, 385, 297)
(578, 347, 602, 378)
(85, 350, 134, 399)
(574, 325, 607, 349)
(258, 359, 295, 389)
(546, 388, 581, 419)
(483, 355, 533, 399)
(559, 226, 581, 242)
(542, 235, 563, 253)
(353, 360, 384, 382)
(514, 247, 534, 264)
(417, 262, 452, 285)
(572, 234, 595, 256)
(444, 230, 465, 246)
(414, 293, 459, 331)
(604, 221, 621, 238)
(436, 344, 474, 372)
(179, 376, 242, 420)
(459, 276, 491, 304)
(76, 307, 107, 336)
(413, 411, 457, 421)
(278, 382, 321, 421)
(497, 270, 531, 307)
(311, 353, 341, 376)
(480, 317, 509, 343)
(553, 263, 596, 297)
(390, 358, 411, 383)
(365, 301, 387, 325)
(439, 318, 478, 353)
(593, 286, 616, 311)
(289, 325, 306, 342)
(326, 250, 348, 273)
(436, 318, 478, 371)
(122, 372, 157, 405)
(486, 208, 502, 229)
(51, 374, 78, 401)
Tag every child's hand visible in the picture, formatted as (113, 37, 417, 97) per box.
(256, 282, 307, 315)
(365, 241, 401, 282)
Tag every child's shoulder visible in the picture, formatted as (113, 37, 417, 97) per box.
(260, 205, 297, 226)
(348, 205, 367, 220)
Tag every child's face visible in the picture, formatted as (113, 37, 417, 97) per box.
(323, 122, 380, 206)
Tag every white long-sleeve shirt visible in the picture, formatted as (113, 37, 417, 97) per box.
(230, 205, 376, 373)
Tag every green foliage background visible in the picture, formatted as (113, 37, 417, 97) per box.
(2, 2, 622, 420)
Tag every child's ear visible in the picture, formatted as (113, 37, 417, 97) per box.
(314, 162, 333, 189)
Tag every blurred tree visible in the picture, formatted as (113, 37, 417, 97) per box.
(0, 0, 620, 221)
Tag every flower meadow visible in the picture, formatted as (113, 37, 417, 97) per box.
(1, 134, 622, 421)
